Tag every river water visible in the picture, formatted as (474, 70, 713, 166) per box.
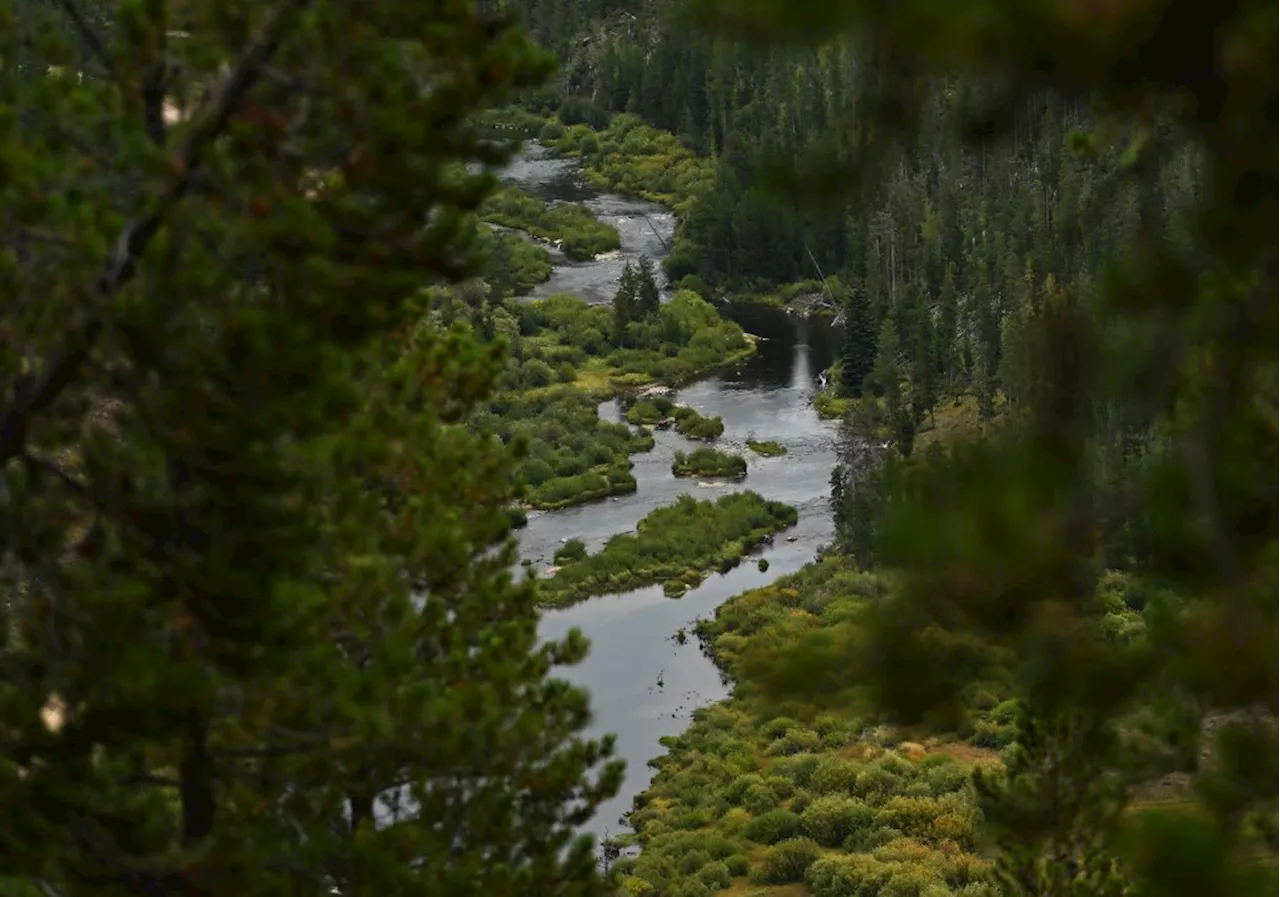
(506, 144, 840, 840)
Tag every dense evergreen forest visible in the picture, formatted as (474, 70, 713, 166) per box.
(501, 0, 1202, 457)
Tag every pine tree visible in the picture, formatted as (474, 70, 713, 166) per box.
(0, 3, 621, 895)
(635, 254, 661, 317)
(870, 316, 902, 406)
(935, 263, 961, 403)
(613, 260, 638, 341)
(839, 288, 876, 397)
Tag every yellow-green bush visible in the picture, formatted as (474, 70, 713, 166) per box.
(751, 837, 821, 885)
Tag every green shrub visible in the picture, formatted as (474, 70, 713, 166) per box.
(810, 756, 860, 795)
(674, 881, 709, 897)
(764, 776, 794, 800)
(761, 717, 802, 740)
(742, 809, 802, 845)
(990, 699, 1021, 726)
(769, 753, 822, 787)
(725, 854, 749, 877)
(553, 539, 587, 565)
(725, 773, 766, 805)
(801, 795, 876, 847)
(750, 838, 820, 885)
(672, 447, 747, 478)
(853, 756, 915, 804)
(626, 396, 675, 424)
(697, 861, 732, 890)
(617, 875, 655, 897)
(789, 790, 815, 815)
(806, 855, 885, 897)
(742, 783, 778, 815)
(757, 557, 770, 572)
(721, 807, 751, 834)
(846, 825, 903, 852)
(768, 727, 822, 756)
(672, 405, 724, 440)
(746, 439, 787, 457)
(677, 849, 712, 875)
(971, 719, 1017, 749)
(922, 760, 971, 795)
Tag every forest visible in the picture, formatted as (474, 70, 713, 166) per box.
(0, 1, 1273, 896)
(499, 2, 1276, 897)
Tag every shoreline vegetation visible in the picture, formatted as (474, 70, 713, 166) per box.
(672, 447, 747, 479)
(746, 439, 787, 457)
(512, 291, 756, 397)
(625, 396, 725, 441)
(458, 290, 756, 511)
(612, 559, 1011, 895)
(536, 492, 798, 607)
(480, 108, 854, 317)
(614, 559, 1153, 896)
(475, 226, 553, 294)
(474, 389, 653, 511)
(480, 183, 621, 261)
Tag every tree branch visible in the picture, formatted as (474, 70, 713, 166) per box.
(21, 451, 89, 496)
(51, 0, 119, 86)
(0, 0, 312, 470)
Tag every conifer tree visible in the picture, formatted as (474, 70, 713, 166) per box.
(0, 2, 621, 894)
(838, 288, 876, 398)
(612, 260, 638, 341)
(935, 262, 961, 403)
(634, 254, 661, 317)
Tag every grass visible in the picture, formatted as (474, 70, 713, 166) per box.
(812, 388, 854, 420)
(480, 184, 621, 261)
(747, 440, 787, 457)
(914, 394, 987, 447)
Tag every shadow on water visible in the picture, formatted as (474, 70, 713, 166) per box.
(500, 143, 843, 841)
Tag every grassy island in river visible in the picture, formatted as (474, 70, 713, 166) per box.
(480, 183, 621, 261)
(536, 491, 796, 607)
(672, 448, 746, 479)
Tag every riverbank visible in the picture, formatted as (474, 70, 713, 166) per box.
(496, 137, 842, 840)
(613, 558, 1005, 896)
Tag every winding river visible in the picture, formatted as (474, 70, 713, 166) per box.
(507, 144, 840, 840)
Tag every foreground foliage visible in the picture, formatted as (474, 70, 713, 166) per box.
(0, 1, 624, 894)
(537, 492, 797, 607)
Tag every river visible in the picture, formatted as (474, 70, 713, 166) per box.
(506, 144, 841, 841)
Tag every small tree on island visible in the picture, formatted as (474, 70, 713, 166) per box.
(635, 254, 662, 317)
